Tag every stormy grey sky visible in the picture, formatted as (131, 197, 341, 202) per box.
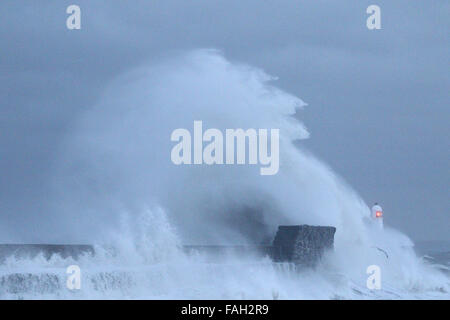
(0, 1, 448, 242)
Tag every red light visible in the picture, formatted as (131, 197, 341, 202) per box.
(375, 211, 383, 218)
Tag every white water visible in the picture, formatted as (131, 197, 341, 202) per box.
(1, 50, 448, 299)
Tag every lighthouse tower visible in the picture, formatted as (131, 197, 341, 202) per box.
(371, 203, 384, 229)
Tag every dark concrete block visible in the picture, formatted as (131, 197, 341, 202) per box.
(271, 225, 336, 266)
(0, 244, 94, 263)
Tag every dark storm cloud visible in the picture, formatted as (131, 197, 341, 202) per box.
(0, 0, 448, 242)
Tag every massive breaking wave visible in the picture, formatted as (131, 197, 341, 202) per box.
(1, 50, 448, 299)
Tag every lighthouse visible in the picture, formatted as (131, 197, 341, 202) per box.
(371, 203, 384, 229)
